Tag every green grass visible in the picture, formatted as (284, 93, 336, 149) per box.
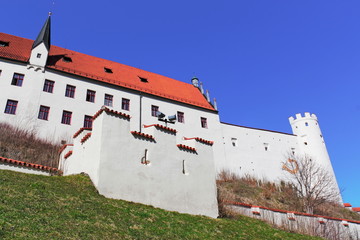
(0, 170, 321, 240)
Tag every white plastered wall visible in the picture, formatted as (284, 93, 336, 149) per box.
(61, 109, 219, 218)
(218, 123, 298, 182)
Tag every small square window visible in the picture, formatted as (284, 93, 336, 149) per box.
(65, 85, 76, 98)
(104, 67, 113, 73)
(37, 53, 41, 58)
(139, 76, 148, 83)
(38, 105, 50, 120)
(43, 80, 54, 93)
(4, 100, 18, 115)
(231, 138, 238, 147)
(61, 111, 72, 125)
(151, 105, 159, 117)
(11, 73, 24, 86)
(84, 115, 93, 128)
(86, 90, 96, 103)
(201, 117, 208, 128)
(177, 111, 185, 123)
(62, 56, 72, 62)
(104, 94, 113, 107)
(122, 98, 130, 111)
(0, 41, 9, 47)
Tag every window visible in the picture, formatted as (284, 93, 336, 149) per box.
(177, 111, 184, 123)
(0, 41, 9, 47)
(37, 53, 41, 58)
(305, 122, 309, 126)
(38, 106, 50, 120)
(43, 80, 54, 93)
(104, 94, 113, 107)
(151, 105, 159, 117)
(65, 85, 76, 98)
(264, 143, 269, 151)
(61, 111, 72, 125)
(201, 117, 208, 128)
(86, 90, 96, 102)
(139, 76, 148, 82)
(122, 98, 130, 111)
(62, 56, 72, 62)
(84, 115, 93, 128)
(231, 138, 238, 147)
(11, 73, 24, 86)
(104, 67, 113, 73)
(4, 100, 18, 115)
(0, 70, 2, 76)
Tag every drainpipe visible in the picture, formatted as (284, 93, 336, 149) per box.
(139, 93, 143, 132)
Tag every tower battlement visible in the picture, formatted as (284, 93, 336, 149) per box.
(289, 112, 318, 124)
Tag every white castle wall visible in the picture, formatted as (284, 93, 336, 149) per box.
(218, 123, 298, 181)
(0, 58, 220, 145)
(59, 107, 219, 218)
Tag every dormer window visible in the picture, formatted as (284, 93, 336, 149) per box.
(62, 56, 72, 62)
(0, 41, 9, 47)
(104, 67, 113, 73)
(139, 76, 148, 83)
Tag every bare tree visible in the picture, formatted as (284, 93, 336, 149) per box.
(282, 154, 340, 214)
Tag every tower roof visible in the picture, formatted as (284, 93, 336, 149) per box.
(32, 15, 51, 51)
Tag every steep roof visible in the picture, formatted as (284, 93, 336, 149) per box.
(32, 16, 51, 50)
(0, 32, 215, 111)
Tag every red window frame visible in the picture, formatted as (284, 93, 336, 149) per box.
(11, 73, 24, 86)
(65, 85, 76, 98)
(61, 110, 72, 125)
(151, 105, 159, 117)
(86, 90, 96, 103)
(201, 117, 208, 128)
(177, 111, 185, 123)
(4, 100, 18, 115)
(122, 98, 130, 111)
(38, 105, 50, 120)
(83, 115, 93, 128)
(43, 80, 54, 93)
(104, 94, 113, 107)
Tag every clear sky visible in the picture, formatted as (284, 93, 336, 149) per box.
(1, 1, 359, 207)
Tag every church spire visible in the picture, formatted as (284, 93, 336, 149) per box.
(32, 13, 51, 51)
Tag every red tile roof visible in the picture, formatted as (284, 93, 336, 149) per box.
(344, 203, 352, 207)
(80, 133, 92, 143)
(73, 128, 92, 139)
(131, 131, 155, 141)
(177, 144, 197, 152)
(183, 137, 214, 146)
(226, 200, 360, 224)
(143, 124, 177, 134)
(93, 107, 131, 121)
(64, 151, 73, 159)
(352, 207, 360, 212)
(59, 144, 74, 153)
(0, 33, 215, 111)
(0, 156, 60, 174)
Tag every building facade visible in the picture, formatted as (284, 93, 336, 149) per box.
(0, 16, 342, 216)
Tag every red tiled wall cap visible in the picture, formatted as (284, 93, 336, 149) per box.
(183, 137, 214, 146)
(143, 124, 177, 133)
(131, 131, 155, 140)
(0, 156, 60, 174)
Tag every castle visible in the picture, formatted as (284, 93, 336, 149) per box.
(0, 15, 342, 217)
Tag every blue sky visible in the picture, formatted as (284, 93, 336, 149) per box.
(2, 1, 359, 207)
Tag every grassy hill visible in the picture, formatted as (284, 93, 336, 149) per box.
(0, 170, 321, 240)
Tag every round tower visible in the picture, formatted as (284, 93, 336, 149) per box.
(289, 112, 342, 202)
(289, 112, 330, 166)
